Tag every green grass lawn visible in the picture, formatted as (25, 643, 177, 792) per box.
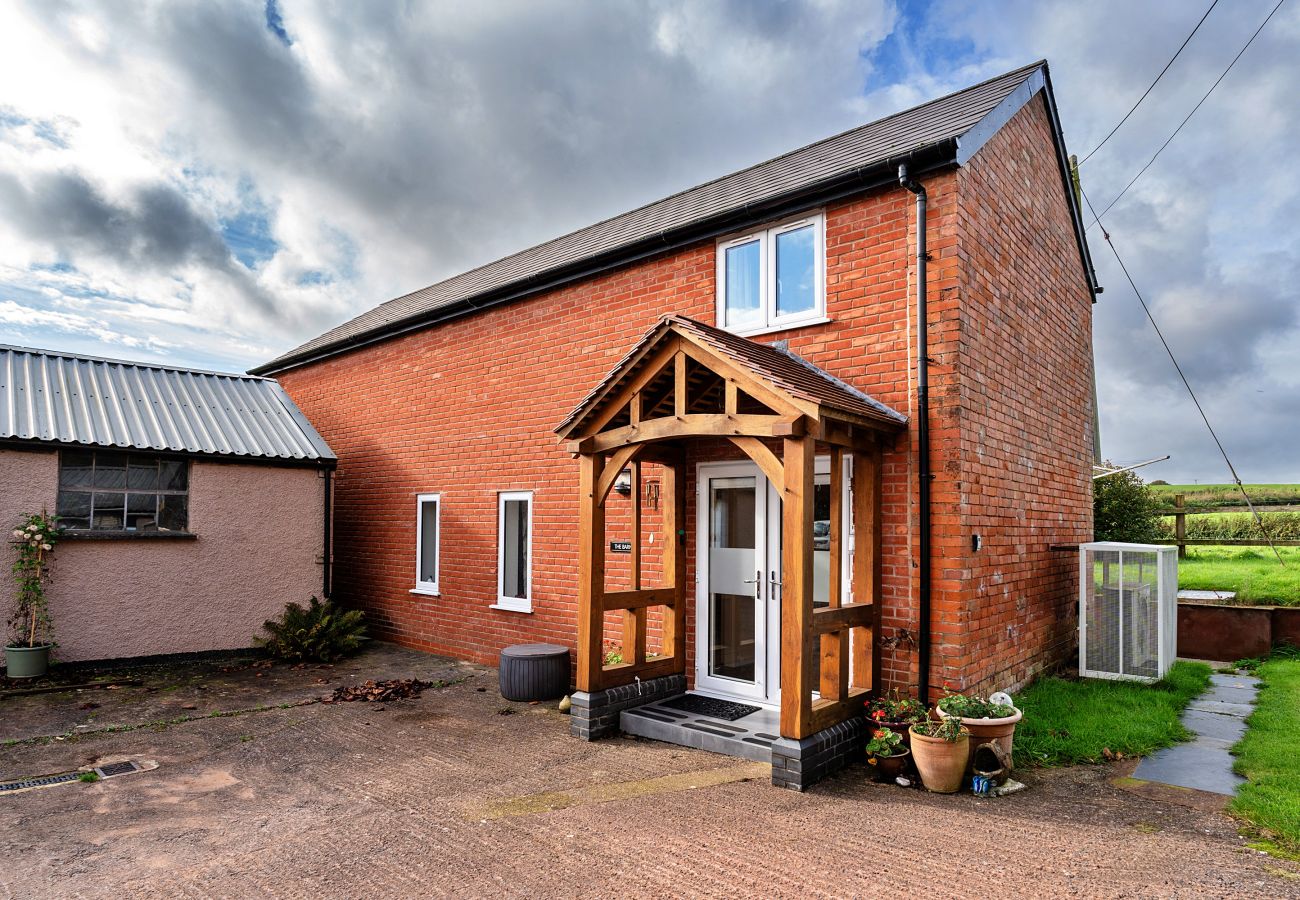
(1012, 661, 1211, 768)
(1231, 650, 1300, 855)
(1177, 546, 1300, 605)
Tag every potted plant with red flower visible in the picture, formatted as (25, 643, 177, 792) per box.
(866, 688, 927, 746)
(865, 726, 911, 781)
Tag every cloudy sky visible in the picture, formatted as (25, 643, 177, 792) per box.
(0, 0, 1296, 482)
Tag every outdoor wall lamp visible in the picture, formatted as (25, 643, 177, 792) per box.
(614, 468, 633, 495)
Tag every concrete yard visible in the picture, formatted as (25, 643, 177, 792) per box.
(1, 644, 1296, 898)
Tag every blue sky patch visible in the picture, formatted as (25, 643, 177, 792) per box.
(220, 209, 278, 269)
(265, 0, 291, 47)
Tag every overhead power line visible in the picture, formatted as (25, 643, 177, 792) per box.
(1088, 0, 1288, 225)
(1081, 187, 1285, 565)
(1078, 0, 1221, 165)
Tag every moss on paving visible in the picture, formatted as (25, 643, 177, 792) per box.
(1231, 650, 1300, 855)
(1012, 661, 1211, 768)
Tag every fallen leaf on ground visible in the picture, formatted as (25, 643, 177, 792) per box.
(323, 678, 433, 703)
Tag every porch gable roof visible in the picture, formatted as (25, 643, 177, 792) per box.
(555, 315, 906, 440)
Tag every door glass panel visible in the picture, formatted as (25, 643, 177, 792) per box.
(812, 480, 831, 607)
(709, 476, 757, 683)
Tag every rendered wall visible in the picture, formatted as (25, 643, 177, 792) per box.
(0, 447, 325, 663)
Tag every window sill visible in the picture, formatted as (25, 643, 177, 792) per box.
(490, 603, 533, 615)
(409, 587, 441, 597)
(62, 531, 197, 542)
(725, 316, 831, 339)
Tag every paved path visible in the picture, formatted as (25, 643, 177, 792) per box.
(1133, 672, 1258, 795)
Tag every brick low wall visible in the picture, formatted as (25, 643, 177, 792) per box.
(1177, 602, 1300, 661)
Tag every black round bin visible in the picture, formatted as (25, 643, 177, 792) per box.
(499, 643, 570, 701)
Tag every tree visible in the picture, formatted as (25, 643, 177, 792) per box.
(1093, 467, 1163, 543)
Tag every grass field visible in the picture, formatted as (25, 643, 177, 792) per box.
(1231, 649, 1300, 856)
(1178, 546, 1300, 605)
(1149, 483, 1300, 508)
(1012, 661, 1211, 768)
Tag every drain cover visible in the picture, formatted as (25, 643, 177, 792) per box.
(94, 761, 139, 778)
(0, 772, 81, 792)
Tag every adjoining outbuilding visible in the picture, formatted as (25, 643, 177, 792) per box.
(0, 344, 336, 665)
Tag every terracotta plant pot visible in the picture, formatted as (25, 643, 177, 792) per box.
(909, 726, 969, 793)
(868, 746, 912, 782)
(936, 704, 1022, 772)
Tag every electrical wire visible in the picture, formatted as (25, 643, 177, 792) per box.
(1081, 187, 1285, 565)
(1078, 0, 1221, 165)
(1088, 0, 1288, 226)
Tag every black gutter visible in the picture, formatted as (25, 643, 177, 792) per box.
(322, 468, 333, 599)
(898, 163, 932, 703)
(252, 143, 959, 376)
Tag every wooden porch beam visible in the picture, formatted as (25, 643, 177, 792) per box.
(602, 587, 676, 612)
(812, 602, 875, 635)
(569, 413, 798, 455)
(595, 443, 643, 503)
(726, 436, 783, 489)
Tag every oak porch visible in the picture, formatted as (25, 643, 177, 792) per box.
(556, 316, 905, 740)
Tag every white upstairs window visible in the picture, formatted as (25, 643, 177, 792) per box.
(413, 493, 440, 595)
(495, 491, 533, 613)
(717, 212, 825, 335)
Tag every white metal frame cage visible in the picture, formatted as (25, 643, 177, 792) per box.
(1079, 542, 1178, 682)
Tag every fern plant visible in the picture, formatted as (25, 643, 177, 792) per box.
(256, 596, 367, 663)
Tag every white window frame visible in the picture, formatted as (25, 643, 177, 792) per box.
(411, 493, 441, 596)
(716, 211, 827, 337)
(494, 490, 534, 613)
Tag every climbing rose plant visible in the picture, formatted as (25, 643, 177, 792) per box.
(8, 513, 62, 648)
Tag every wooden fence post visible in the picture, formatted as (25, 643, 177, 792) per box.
(1174, 493, 1186, 559)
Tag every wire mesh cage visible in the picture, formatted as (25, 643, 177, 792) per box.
(1080, 542, 1178, 682)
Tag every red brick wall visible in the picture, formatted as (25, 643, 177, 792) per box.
(941, 95, 1096, 694)
(274, 92, 1092, 699)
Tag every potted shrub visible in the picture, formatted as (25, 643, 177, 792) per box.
(909, 716, 970, 793)
(935, 687, 1022, 767)
(866, 688, 927, 746)
(865, 726, 911, 782)
(6, 513, 62, 679)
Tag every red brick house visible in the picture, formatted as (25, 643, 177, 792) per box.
(254, 61, 1098, 788)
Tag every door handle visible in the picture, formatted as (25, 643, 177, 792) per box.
(769, 570, 783, 589)
(742, 570, 761, 600)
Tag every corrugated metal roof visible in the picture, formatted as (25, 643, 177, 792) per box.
(258, 61, 1052, 375)
(556, 315, 906, 438)
(0, 345, 336, 463)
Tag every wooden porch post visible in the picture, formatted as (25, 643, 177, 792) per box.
(576, 453, 606, 692)
(660, 450, 688, 664)
(850, 442, 882, 692)
(780, 432, 815, 739)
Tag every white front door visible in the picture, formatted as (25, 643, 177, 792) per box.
(695, 457, 851, 706)
(695, 461, 782, 704)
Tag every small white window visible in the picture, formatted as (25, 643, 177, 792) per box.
(495, 491, 533, 613)
(717, 212, 825, 335)
(412, 493, 440, 595)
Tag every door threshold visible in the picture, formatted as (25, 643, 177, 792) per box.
(620, 694, 782, 763)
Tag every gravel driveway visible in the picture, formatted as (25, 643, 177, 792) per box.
(1, 644, 1295, 898)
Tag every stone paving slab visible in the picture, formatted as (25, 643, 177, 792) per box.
(1133, 669, 1258, 797)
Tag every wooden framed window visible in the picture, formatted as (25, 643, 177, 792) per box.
(56, 449, 189, 532)
(716, 211, 826, 336)
(494, 491, 533, 613)
(412, 493, 441, 595)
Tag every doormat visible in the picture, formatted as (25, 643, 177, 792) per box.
(661, 694, 762, 722)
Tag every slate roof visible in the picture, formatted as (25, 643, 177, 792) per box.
(0, 345, 336, 463)
(556, 315, 906, 437)
(256, 60, 1091, 375)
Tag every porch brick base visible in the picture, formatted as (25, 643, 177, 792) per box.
(570, 673, 687, 740)
(770, 716, 866, 791)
